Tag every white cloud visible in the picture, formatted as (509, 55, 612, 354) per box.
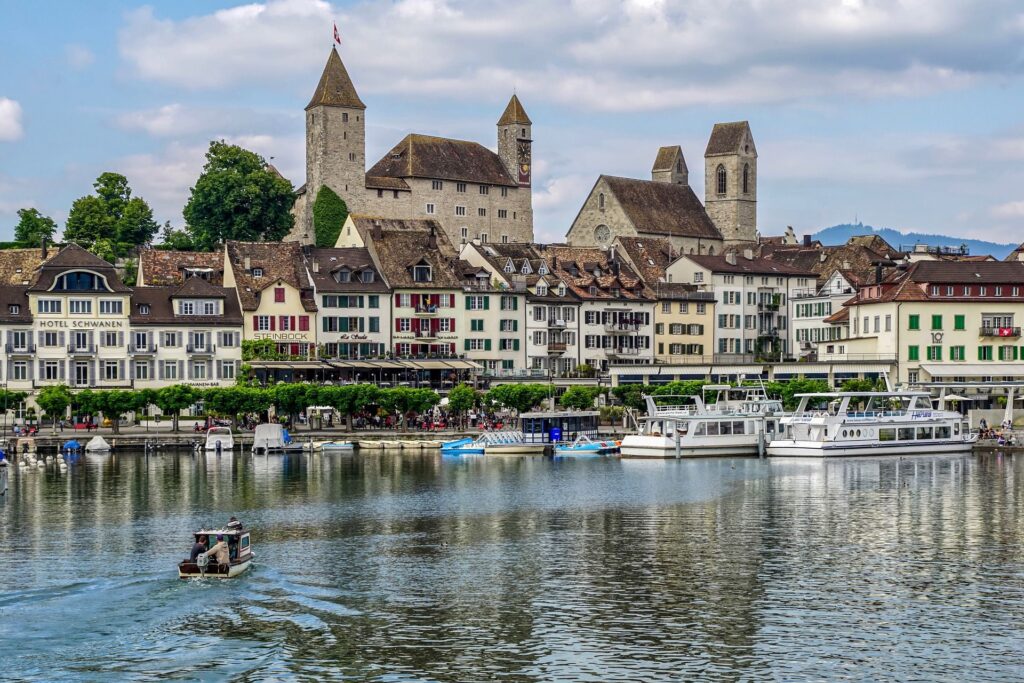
(990, 201, 1024, 219)
(65, 44, 95, 69)
(0, 98, 24, 142)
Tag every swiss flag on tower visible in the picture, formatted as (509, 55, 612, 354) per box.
(333, 22, 341, 45)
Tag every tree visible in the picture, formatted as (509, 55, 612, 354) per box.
(242, 339, 284, 361)
(272, 383, 313, 426)
(64, 172, 159, 255)
(155, 220, 196, 251)
(611, 384, 650, 412)
(321, 384, 380, 430)
(447, 383, 477, 428)
(485, 384, 551, 420)
(559, 386, 602, 411)
(36, 385, 72, 434)
(13, 208, 56, 247)
(153, 384, 197, 432)
(91, 390, 144, 434)
(183, 141, 295, 250)
(312, 185, 348, 248)
(204, 386, 271, 430)
(765, 377, 831, 410)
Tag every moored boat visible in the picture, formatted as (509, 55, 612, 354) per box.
(553, 434, 620, 456)
(178, 526, 253, 579)
(441, 436, 485, 455)
(768, 391, 977, 458)
(358, 440, 384, 450)
(85, 435, 111, 453)
(319, 441, 355, 451)
(204, 427, 234, 452)
(483, 431, 546, 456)
(251, 424, 303, 454)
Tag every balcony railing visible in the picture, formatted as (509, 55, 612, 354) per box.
(604, 321, 643, 332)
(548, 319, 566, 329)
(129, 343, 158, 354)
(415, 305, 439, 316)
(187, 344, 215, 354)
(758, 302, 781, 312)
(67, 344, 96, 354)
(980, 326, 1021, 337)
(414, 329, 437, 339)
(4, 343, 35, 354)
(547, 342, 567, 355)
(607, 347, 643, 356)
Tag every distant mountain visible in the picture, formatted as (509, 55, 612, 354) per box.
(810, 223, 1017, 260)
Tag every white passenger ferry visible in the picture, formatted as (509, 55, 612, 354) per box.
(768, 391, 977, 458)
(620, 384, 785, 458)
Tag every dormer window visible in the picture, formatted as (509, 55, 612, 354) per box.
(413, 264, 432, 283)
(589, 286, 598, 296)
(336, 268, 351, 283)
(520, 261, 531, 274)
(252, 267, 263, 278)
(536, 284, 547, 296)
(55, 271, 103, 292)
(557, 285, 565, 296)
(8, 304, 19, 314)
(504, 260, 514, 274)
(538, 264, 547, 275)
(139, 304, 150, 315)
(178, 301, 195, 315)
(360, 271, 375, 283)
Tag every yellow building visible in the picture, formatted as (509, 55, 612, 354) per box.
(652, 283, 715, 362)
(223, 241, 317, 357)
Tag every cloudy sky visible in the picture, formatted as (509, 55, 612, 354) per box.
(2, 0, 1024, 244)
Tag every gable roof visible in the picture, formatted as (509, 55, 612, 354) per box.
(367, 134, 516, 187)
(306, 47, 365, 110)
(652, 146, 683, 172)
(497, 95, 531, 125)
(0, 248, 46, 286)
(907, 260, 1024, 284)
(225, 241, 315, 311)
(130, 286, 243, 326)
(683, 253, 816, 276)
(602, 175, 722, 240)
(612, 236, 677, 284)
(307, 247, 389, 293)
(705, 121, 751, 156)
(170, 276, 228, 298)
(545, 245, 653, 301)
(0, 286, 32, 323)
(28, 243, 131, 293)
(351, 217, 462, 289)
(139, 249, 224, 286)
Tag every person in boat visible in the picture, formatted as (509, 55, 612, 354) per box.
(206, 534, 230, 568)
(190, 535, 208, 563)
(226, 516, 242, 531)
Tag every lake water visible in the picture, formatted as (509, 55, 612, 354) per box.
(1, 451, 1023, 681)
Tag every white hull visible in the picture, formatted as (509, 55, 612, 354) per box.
(484, 444, 546, 456)
(768, 439, 974, 458)
(620, 435, 760, 459)
(179, 557, 252, 579)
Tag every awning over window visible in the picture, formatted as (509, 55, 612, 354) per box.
(920, 363, 1024, 377)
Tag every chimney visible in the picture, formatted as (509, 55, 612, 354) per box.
(428, 224, 437, 250)
(725, 252, 737, 266)
(41, 237, 48, 260)
(819, 252, 827, 263)
(803, 234, 811, 247)
(372, 220, 382, 241)
(875, 262, 883, 284)
(842, 260, 850, 270)
(243, 256, 251, 271)
(312, 259, 320, 273)
(609, 246, 616, 262)
(743, 248, 754, 261)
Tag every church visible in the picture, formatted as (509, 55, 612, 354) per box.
(565, 121, 758, 254)
(289, 48, 535, 247)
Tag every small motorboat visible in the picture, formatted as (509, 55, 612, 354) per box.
(319, 441, 355, 452)
(178, 526, 253, 579)
(204, 427, 234, 452)
(441, 436, 485, 455)
(399, 440, 424, 450)
(483, 431, 545, 456)
(85, 435, 111, 452)
(358, 441, 383, 450)
(554, 435, 620, 456)
(251, 424, 303, 454)
(61, 439, 83, 455)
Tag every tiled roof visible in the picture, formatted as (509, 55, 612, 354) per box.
(365, 175, 411, 191)
(684, 253, 816, 276)
(130, 286, 243, 325)
(367, 134, 516, 187)
(908, 260, 1024, 284)
(139, 249, 223, 286)
(0, 248, 46, 285)
(307, 247, 389, 293)
(170, 276, 228, 298)
(305, 48, 365, 110)
(225, 241, 316, 311)
(823, 307, 850, 324)
(352, 217, 462, 289)
(602, 175, 722, 240)
(705, 121, 750, 156)
(28, 244, 131, 293)
(653, 282, 715, 302)
(651, 145, 683, 172)
(497, 95, 531, 125)
(545, 245, 653, 301)
(763, 238, 899, 285)
(0, 286, 32, 323)
(612, 236, 677, 284)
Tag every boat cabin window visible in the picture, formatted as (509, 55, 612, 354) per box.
(898, 427, 915, 441)
(917, 427, 933, 440)
(706, 422, 719, 436)
(954, 423, 961, 435)
(935, 425, 951, 439)
(879, 428, 896, 441)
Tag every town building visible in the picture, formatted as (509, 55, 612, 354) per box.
(790, 270, 857, 359)
(665, 250, 816, 360)
(305, 247, 390, 359)
(838, 261, 1024, 385)
(565, 147, 724, 255)
(545, 246, 656, 371)
(291, 48, 533, 248)
(223, 241, 318, 358)
(652, 283, 716, 363)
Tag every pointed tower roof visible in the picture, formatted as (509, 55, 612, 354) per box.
(497, 94, 531, 125)
(306, 48, 365, 111)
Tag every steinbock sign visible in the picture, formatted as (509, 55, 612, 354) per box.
(253, 332, 313, 341)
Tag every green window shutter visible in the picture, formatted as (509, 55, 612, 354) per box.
(483, 296, 490, 310)
(465, 297, 471, 310)
(513, 297, 518, 310)
(513, 320, 518, 332)
(484, 339, 492, 351)
(954, 315, 965, 330)
(908, 314, 919, 330)
(513, 339, 520, 351)
(908, 346, 919, 361)
(931, 315, 942, 330)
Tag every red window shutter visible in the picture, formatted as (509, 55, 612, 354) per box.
(299, 316, 309, 331)
(290, 316, 296, 331)
(269, 316, 276, 331)
(412, 318, 420, 332)
(412, 294, 420, 308)
(252, 317, 258, 330)
(395, 294, 401, 307)
(395, 319, 402, 332)
(274, 288, 285, 303)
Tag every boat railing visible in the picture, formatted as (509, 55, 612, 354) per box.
(788, 409, 945, 420)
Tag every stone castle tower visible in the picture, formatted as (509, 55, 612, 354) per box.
(497, 94, 532, 188)
(704, 121, 757, 245)
(304, 47, 367, 234)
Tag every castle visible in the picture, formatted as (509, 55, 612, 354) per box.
(289, 48, 534, 247)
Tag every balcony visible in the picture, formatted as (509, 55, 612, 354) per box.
(187, 344, 216, 355)
(547, 342, 567, 355)
(604, 320, 643, 332)
(67, 344, 96, 355)
(4, 343, 35, 354)
(415, 305, 439, 317)
(548, 319, 566, 329)
(980, 326, 1021, 337)
(607, 347, 642, 357)
(758, 302, 780, 312)
(129, 343, 157, 354)
(414, 329, 437, 340)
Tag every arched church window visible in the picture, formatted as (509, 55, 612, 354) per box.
(743, 164, 749, 194)
(716, 165, 727, 195)
(708, 246, 716, 255)
(599, 193, 605, 209)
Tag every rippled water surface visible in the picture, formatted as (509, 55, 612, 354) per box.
(1, 450, 1023, 681)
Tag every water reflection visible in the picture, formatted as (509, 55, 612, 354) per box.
(1, 451, 1023, 681)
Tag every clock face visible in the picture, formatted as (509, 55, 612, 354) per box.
(594, 225, 611, 244)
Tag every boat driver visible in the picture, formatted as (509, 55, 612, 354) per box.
(206, 534, 230, 567)
(190, 535, 208, 563)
